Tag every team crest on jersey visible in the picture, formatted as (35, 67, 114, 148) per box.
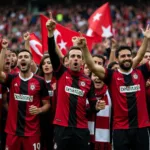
(133, 73, 138, 79)
(80, 81, 86, 87)
(30, 84, 35, 90)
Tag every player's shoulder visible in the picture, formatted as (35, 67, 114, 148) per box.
(33, 74, 45, 82)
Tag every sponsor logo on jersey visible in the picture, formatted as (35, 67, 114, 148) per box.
(120, 84, 141, 93)
(14, 93, 33, 102)
(65, 86, 84, 97)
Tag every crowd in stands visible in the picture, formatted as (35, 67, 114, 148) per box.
(0, 2, 150, 54)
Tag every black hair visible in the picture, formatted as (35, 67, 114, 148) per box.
(115, 46, 132, 58)
(108, 61, 118, 69)
(92, 54, 106, 66)
(66, 46, 83, 59)
(18, 49, 33, 58)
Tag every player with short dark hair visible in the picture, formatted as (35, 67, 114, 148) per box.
(46, 14, 105, 150)
(76, 25, 150, 150)
(0, 39, 50, 150)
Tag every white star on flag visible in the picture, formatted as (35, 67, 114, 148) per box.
(54, 29, 61, 41)
(101, 25, 112, 38)
(93, 13, 102, 22)
(58, 40, 67, 50)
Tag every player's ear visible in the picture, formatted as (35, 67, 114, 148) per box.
(31, 60, 34, 65)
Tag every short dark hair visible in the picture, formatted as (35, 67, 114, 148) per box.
(108, 61, 118, 69)
(92, 54, 106, 65)
(10, 50, 18, 56)
(67, 46, 83, 58)
(115, 46, 132, 58)
(18, 49, 33, 58)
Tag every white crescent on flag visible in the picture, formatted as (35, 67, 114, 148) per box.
(29, 40, 43, 57)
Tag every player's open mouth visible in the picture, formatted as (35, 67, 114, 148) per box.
(74, 63, 78, 66)
(21, 63, 26, 66)
(6, 62, 10, 65)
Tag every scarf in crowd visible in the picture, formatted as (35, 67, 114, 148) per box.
(87, 84, 111, 143)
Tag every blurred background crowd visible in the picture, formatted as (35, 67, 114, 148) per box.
(0, 0, 150, 53)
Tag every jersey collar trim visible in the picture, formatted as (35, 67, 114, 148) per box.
(118, 68, 133, 75)
(19, 73, 33, 81)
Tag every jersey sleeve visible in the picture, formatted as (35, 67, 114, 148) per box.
(3, 73, 16, 88)
(103, 68, 114, 86)
(138, 62, 150, 80)
(48, 36, 66, 79)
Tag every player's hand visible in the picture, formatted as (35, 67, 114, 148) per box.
(75, 32, 87, 49)
(2, 39, 8, 49)
(141, 24, 150, 39)
(29, 105, 42, 115)
(146, 80, 150, 88)
(46, 12, 56, 37)
(23, 32, 30, 41)
(95, 100, 106, 111)
(111, 38, 117, 50)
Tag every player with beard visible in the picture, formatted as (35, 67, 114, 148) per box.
(46, 13, 105, 150)
(76, 25, 150, 150)
(0, 39, 50, 150)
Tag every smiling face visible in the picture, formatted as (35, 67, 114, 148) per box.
(42, 57, 53, 74)
(117, 49, 133, 71)
(91, 73, 104, 89)
(17, 51, 32, 73)
(68, 49, 83, 72)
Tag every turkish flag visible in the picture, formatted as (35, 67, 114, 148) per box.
(88, 2, 112, 38)
(29, 33, 43, 64)
(40, 14, 97, 55)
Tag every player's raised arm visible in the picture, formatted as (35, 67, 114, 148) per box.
(75, 32, 106, 80)
(46, 12, 62, 72)
(132, 24, 150, 68)
(0, 39, 9, 82)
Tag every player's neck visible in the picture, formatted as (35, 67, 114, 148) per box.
(19, 71, 33, 79)
(118, 68, 133, 74)
(44, 73, 52, 81)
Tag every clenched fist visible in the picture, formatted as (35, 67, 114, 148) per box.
(95, 100, 106, 111)
(2, 39, 8, 49)
(46, 12, 56, 37)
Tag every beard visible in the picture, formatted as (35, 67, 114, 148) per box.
(119, 60, 133, 71)
(11, 61, 17, 69)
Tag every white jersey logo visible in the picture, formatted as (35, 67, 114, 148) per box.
(65, 86, 84, 97)
(14, 93, 33, 102)
(120, 84, 141, 93)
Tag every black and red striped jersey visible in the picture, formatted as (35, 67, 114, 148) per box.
(3, 73, 49, 136)
(104, 63, 150, 129)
